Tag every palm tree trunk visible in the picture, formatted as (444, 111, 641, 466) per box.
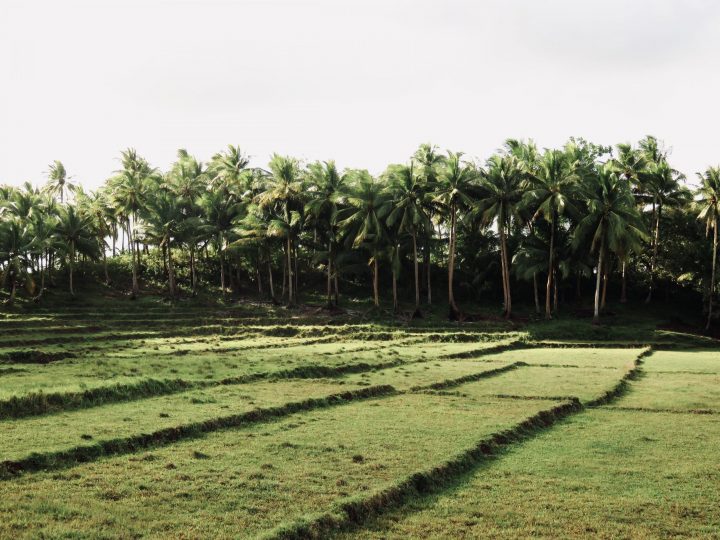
(392, 268, 398, 312)
(326, 255, 332, 307)
(593, 245, 605, 324)
(448, 205, 459, 316)
(268, 261, 275, 301)
(620, 261, 628, 303)
(286, 235, 294, 306)
(189, 246, 197, 294)
(646, 202, 660, 303)
(167, 244, 176, 297)
(373, 256, 380, 308)
(533, 273, 541, 314)
(503, 227, 512, 319)
(707, 223, 718, 330)
(412, 231, 420, 310)
(426, 234, 432, 305)
(219, 246, 226, 295)
(545, 219, 555, 319)
(553, 270, 559, 312)
(601, 262, 609, 311)
(103, 248, 110, 285)
(334, 273, 339, 306)
(128, 219, 139, 297)
(69, 242, 75, 296)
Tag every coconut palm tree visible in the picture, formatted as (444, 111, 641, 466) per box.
(525, 149, 579, 319)
(573, 164, 647, 323)
(640, 160, 690, 303)
(696, 167, 720, 330)
(0, 219, 35, 305)
(305, 160, 347, 306)
(385, 162, 431, 312)
(338, 170, 391, 308)
(111, 149, 155, 298)
(54, 206, 98, 296)
(413, 143, 445, 305)
(255, 154, 305, 306)
(46, 161, 76, 203)
(143, 193, 185, 296)
(434, 152, 479, 318)
(209, 145, 251, 193)
(476, 154, 525, 318)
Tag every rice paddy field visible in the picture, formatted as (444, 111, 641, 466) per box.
(1, 301, 718, 539)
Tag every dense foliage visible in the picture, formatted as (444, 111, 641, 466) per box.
(1, 137, 718, 327)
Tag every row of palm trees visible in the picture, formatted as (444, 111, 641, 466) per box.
(1, 137, 719, 327)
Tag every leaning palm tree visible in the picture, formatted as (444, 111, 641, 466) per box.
(338, 171, 391, 308)
(434, 151, 479, 318)
(476, 154, 525, 318)
(385, 162, 431, 312)
(573, 164, 647, 323)
(525, 149, 579, 319)
(45, 161, 76, 203)
(696, 166, 720, 329)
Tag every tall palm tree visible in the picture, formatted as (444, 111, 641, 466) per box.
(0, 219, 34, 305)
(385, 162, 431, 312)
(46, 161, 76, 203)
(477, 154, 525, 318)
(525, 149, 579, 319)
(573, 164, 646, 323)
(696, 167, 720, 330)
(255, 154, 304, 306)
(640, 160, 690, 303)
(338, 171, 391, 308)
(143, 193, 185, 296)
(112, 149, 155, 298)
(209, 145, 251, 193)
(54, 206, 98, 296)
(306, 160, 346, 306)
(413, 143, 444, 305)
(199, 190, 244, 296)
(434, 152, 479, 318)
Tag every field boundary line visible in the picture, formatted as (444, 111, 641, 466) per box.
(409, 362, 526, 392)
(585, 346, 653, 407)
(0, 385, 397, 480)
(264, 398, 582, 540)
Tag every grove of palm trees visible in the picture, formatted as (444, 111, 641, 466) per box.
(2, 137, 718, 330)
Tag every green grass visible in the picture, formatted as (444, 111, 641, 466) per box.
(0, 394, 558, 538)
(340, 409, 720, 539)
(0, 302, 717, 538)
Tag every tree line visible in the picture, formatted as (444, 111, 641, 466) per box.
(1, 137, 718, 328)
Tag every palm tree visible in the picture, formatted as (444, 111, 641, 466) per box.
(143, 193, 185, 296)
(640, 160, 690, 303)
(55, 206, 98, 296)
(46, 161, 76, 203)
(385, 162, 431, 312)
(209, 145, 250, 193)
(413, 143, 444, 305)
(696, 167, 720, 330)
(477, 154, 525, 318)
(0, 219, 34, 305)
(433, 152, 479, 318)
(338, 170, 391, 308)
(199, 190, 244, 296)
(525, 149, 579, 319)
(306, 160, 346, 307)
(573, 164, 646, 323)
(112, 149, 155, 298)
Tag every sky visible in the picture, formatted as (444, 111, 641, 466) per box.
(2, 0, 720, 190)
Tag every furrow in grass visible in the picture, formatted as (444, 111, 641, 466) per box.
(409, 362, 527, 392)
(602, 406, 720, 415)
(0, 359, 407, 420)
(585, 346, 653, 407)
(0, 385, 397, 480)
(264, 398, 583, 540)
(438, 340, 525, 359)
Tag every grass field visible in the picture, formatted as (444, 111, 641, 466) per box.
(1, 299, 718, 538)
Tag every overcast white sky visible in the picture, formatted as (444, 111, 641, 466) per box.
(2, 0, 719, 189)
